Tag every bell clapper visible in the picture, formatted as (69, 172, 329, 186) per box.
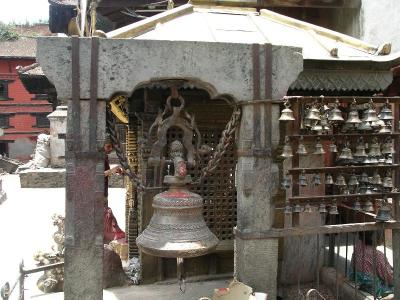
(177, 257, 186, 293)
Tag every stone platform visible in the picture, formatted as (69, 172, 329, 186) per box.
(19, 168, 124, 188)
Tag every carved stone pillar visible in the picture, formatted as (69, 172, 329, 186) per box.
(235, 102, 280, 298)
(63, 37, 105, 300)
(234, 44, 302, 299)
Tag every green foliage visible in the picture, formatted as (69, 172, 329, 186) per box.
(0, 23, 19, 41)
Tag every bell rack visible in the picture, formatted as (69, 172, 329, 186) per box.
(280, 95, 400, 217)
(287, 164, 399, 174)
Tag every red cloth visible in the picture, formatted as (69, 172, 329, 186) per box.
(104, 207, 125, 244)
(351, 240, 393, 285)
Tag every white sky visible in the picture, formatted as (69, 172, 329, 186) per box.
(0, 0, 49, 24)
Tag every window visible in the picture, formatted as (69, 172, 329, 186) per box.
(0, 115, 10, 128)
(35, 113, 50, 128)
(0, 80, 13, 100)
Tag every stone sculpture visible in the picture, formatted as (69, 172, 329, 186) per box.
(16, 133, 51, 172)
(34, 214, 65, 293)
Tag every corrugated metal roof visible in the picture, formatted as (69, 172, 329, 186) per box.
(0, 38, 36, 58)
(106, 4, 397, 62)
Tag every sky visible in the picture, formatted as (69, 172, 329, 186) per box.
(0, 0, 49, 24)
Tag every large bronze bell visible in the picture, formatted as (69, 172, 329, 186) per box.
(136, 140, 219, 258)
(137, 90, 219, 263)
(354, 139, 367, 158)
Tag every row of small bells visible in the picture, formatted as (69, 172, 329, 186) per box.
(279, 98, 393, 134)
(283, 197, 391, 221)
(282, 171, 393, 221)
(281, 136, 394, 165)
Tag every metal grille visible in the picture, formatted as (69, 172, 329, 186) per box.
(166, 127, 237, 241)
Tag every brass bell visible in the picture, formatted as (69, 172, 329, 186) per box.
(279, 101, 295, 121)
(368, 138, 381, 157)
(376, 204, 391, 222)
(335, 174, 346, 186)
(354, 139, 367, 158)
(299, 170, 308, 187)
(348, 175, 359, 186)
(281, 137, 293, 158)
(293, 204, 302, 213)
(338, 144, 353, 160)
(378, 100, 394, 121)
(311, 122, 323, 132)
(281, 174, 291, 189)
(318, 203, 327, 214)
(363, 199, 374, 212)
(346, 100, 361, 124)
(378, 123, 391, 134)
(371, 119, 385, 128)
(136, 140, 219, 259)
(325, 174, 334, 185)
(372, 171, 382, 185)
(383, 172, 393, 189)
(329, 138, 338, 153)
(329, 200, 339, 215)
(385, 155, 393, 165)
(320, 115, 331, 132)
(313, 174, 321, 186)
(328, 100, 344, 122)
(284, 201, 293, 214)
(353, 199, 361, 211)
(304, 203, 313, 213)
(313, 138, 325, 155)
(368, 156, 379, 165)
(382, 138, 395, 155)
(296, 136, 308, 155)
(363, 99, 379, 123)
(305, 104, 321, 121)
(360, 172, 369, 183)
(365, 186, 373, 194)
(357, 119, 372, 131)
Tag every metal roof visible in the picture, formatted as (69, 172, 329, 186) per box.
(105, 4, 399, 63)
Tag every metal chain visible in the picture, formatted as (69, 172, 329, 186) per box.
(194, 106, 241, 184)
(106, 104, 145, 190)
(107, 104, 241, 188)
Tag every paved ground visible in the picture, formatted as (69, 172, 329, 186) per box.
(0, 174, 228, 300)
(0, 174, 125, 299)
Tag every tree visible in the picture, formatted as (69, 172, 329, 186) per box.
(0, 22, 19, 41)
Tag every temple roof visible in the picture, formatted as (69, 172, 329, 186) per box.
(0, 37, 36, 59)
(106, 4, 399, 65)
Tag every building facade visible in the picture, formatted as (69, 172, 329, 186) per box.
(0, 37, 53, 161)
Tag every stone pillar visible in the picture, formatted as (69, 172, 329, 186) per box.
(47, 105, 67, 167)
(64, 99, 106, 300)
(63, 37, 105, 300)
(234, 44, 303, 299)
(235, 102, 280, 298)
